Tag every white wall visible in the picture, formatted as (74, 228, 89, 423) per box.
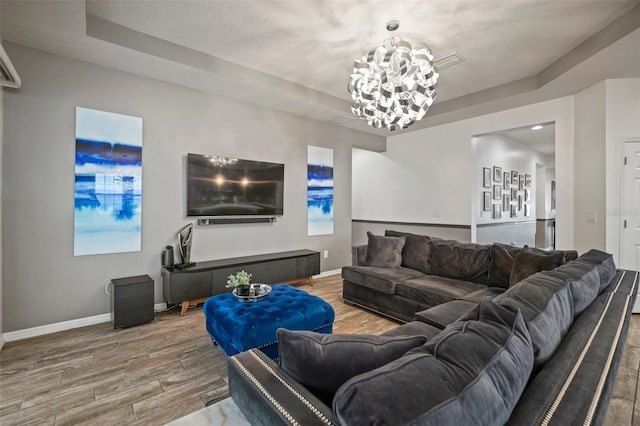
(2, 44, 384, 332)
(574, 82, 607, 255)
(352, 96, 576, 248)
(605, 78, 640, 264)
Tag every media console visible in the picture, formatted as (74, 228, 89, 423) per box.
(162, 249, 321, 315)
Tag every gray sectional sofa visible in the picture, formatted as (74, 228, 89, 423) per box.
(227, 231, 638, 426)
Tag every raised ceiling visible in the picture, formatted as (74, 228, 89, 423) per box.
(2, 1, 639, 138)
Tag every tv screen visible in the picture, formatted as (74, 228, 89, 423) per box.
(187, 153, 284, 217)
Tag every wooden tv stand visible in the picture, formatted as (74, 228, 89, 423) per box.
(162, 249, 320, 315)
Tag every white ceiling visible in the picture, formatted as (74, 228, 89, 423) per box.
(2, 0, 639, 142)
(495, 122, 556, 156)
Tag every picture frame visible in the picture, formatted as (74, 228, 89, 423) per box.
(525, 174, 532, 187)
(511, 188, 517, 199)
(483, 168, 491, 188)
(511, 170, 518, 182)
(518, 175, 524, 190)
(502, 194, 510, 211)
(493, 166, 502, 182)
(483, 192, 491, 211)
(510, 204, 517, 217)
(518, 195, 523, 211)
(503, 172, 510, 189)
(524, 189, 531, 202)
(492, 203, 501, 219)
(551, 180, 556, 209)
(524, 204, 530, 217)
(493, 185, 501, 200)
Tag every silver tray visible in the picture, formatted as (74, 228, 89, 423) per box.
(232, 284, 272, 302)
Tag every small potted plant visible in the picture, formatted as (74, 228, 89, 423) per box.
(226, 270, 252, 296)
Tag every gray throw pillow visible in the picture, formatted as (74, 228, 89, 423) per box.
(510, 245, 565, 286)
(364, 231, 406, 268)
(333, 298, 534, 426)
(277, 329, 426, 399)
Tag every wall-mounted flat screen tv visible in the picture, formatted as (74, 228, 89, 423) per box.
(187, 153, 284, 217)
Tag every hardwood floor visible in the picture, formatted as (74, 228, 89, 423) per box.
(0, 274, 636, 425)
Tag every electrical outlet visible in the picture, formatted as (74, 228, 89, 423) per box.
(323, 250, 329, 259)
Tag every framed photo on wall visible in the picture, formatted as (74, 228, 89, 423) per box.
(493, 166, 502, 182)
(518, 195, 523, 211)
(525, 174, 532, 187)
(510, 204, 517, 217)
(492, 203, 501, 219)
(551, 180, 556, 209)
(519, 175, 525, 190)
(483, 192, 491, 211)
(493, 185, 501, 200)
(503, 172, 510, 189)
(511, 170, 518, 182)
(524, 189, 531, 202)
(502, 194, 510, 211)
(483, 168, 491, 188)
(524, 204, 530, 217)
(511, 188, 517, 199)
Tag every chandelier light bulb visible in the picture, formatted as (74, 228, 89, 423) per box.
(348, 21, 439, 131)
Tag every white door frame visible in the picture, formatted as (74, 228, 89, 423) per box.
(618, 138, 640, 268)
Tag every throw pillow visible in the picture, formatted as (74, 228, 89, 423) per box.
(385, 230, 442, 273)
(277, 329, 426, 403)
(333, 298, 534, 426)
(487, 243, 521, 288)
(510, 245, 565, 286)
(364, 231, 406, 268)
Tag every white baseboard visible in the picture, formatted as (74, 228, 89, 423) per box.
(3, 313, 111, 343)
(3, 302, 169, 344)
(315, 269, 341, 278)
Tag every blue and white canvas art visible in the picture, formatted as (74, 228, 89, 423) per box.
(74, 107, 143, 256)
(307, 146, 334, 236)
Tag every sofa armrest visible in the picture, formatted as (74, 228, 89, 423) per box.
(228, 349, 338, 426)
(352, 245, 368, 266)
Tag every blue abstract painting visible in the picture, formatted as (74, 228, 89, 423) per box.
(308, 146, 334, 236)
(74, 107, 143, 256)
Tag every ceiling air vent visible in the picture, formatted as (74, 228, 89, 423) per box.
(0, 43, 21, 89)
(434, 51, 465, 70)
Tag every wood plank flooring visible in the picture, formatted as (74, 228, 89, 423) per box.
(0, 274, 636, 425)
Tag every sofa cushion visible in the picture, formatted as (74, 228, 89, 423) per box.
(488, 243, 579, 288)
(277, 329, 426, 404)
(396, 275, 486, 307)
(510, 245, 565, 286)
(461, 286, 506, 303)
(574, 249, 617, 292)
(385, 230, 440, 274)
(428, 239, 491, 284)
(542, 260, 602, 316)
(494, 273, 574, 369)
(381, 320, 443, 340)
(364, 231, 406, 268)
(414, 299, 478, 329)
(333, 298, 534, 426)
(342, 265, 425, 294)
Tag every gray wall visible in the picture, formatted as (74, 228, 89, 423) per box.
(2, 43, 384, 332)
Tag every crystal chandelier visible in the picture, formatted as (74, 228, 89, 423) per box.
(348, 20, 439, 131)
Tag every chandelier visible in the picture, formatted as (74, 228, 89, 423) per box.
(348, 20, 439, 131)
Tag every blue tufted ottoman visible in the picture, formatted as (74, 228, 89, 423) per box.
(203, 284, 335, 360)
